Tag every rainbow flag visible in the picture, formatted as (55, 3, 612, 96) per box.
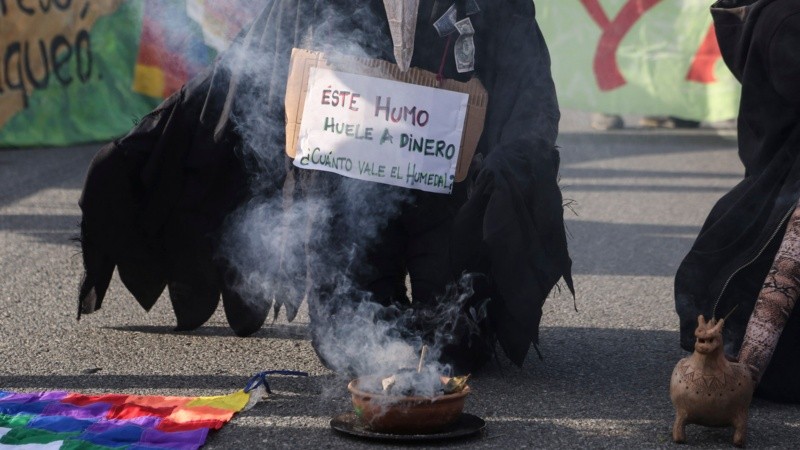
(0, 389, 250, 449)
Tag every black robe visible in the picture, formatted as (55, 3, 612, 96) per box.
(78, 0, 573, 368)
(675, 0, 800, 401)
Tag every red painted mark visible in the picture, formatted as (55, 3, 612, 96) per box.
(686, 25, 722, 83)
(580, 0, 663, 91)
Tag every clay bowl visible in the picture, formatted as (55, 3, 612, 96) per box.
(347, 376, 471, 434)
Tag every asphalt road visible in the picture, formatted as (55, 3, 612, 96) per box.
(1, 112, 798, 448)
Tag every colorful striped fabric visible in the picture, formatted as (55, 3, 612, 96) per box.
(132, 0, 215, 99)
(133, 0, 264, 99)
(0, 389, 251, 449)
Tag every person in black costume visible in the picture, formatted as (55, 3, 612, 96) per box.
(78, 0, 573, 374)
(675, 0, 800, 402)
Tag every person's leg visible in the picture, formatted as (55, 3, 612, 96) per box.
(402, 186, 464, 306)
(358, 216, 410, 306)
(405, 193, 494, 374)
(405, 221, 451, 306)
(757, 308, 800, 401)
(738, 199, 800, 401)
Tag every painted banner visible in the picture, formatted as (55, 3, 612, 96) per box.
(0, 0, 742, 147)
(0, 0, 263, 147)
(537, 0, 741, 122)
(295, 68, 467, 194)
(0, 0, 161, 147)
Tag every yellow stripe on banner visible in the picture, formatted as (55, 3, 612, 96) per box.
(185, 390, 250, 412)
(132, 64, 166, 98)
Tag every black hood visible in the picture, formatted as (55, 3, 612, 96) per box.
(711, 0, 775, 80)
(676, 0, 800, 401)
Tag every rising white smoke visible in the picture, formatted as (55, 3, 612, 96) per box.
(205, 0, 484, 384)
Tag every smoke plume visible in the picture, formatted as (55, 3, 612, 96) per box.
(206, 0, 482, 382)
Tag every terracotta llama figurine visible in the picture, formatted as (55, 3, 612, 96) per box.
(670, 315, 754, 447)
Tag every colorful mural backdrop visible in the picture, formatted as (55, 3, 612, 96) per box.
(131, 0, 214, 99)
(0, 0, 742, 147)
(0, 0, 158, 147)
(131, 0, 259, 98)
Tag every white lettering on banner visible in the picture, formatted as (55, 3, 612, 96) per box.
(293, 68, 468, 194)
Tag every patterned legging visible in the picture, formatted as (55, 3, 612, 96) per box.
(739, 200, 800, 383)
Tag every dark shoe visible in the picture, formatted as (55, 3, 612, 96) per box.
(640, 116, 700, 129)
(669, 117, 701, 129)
(591, 113, 624, 131)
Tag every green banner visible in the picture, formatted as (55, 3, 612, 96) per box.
(0, 0, 160, 147)
(537, 0, 741, 122)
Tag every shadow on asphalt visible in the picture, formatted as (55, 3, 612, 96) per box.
(554, 131, 740, 278)
(0, 213, 80, 246)
(560, 167, 742, 180)
(218, 422, 487, 449)
(0, 146, 95, 209)
(0, 374, 325, 393)
(558, 131, 737, 166)
(565, 220, 696, 276)
(104, 324, 310, 340)
(562, 184, 730, 193)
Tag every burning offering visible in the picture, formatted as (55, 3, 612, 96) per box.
(347, 346, 472, 434)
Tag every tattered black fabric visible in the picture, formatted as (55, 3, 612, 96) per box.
(79, 0, 313, 335)
(675, 0, 800, 401)
(78, 0, 573, 368)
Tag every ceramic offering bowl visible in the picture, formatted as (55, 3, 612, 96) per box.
(347, 375, 471, 434)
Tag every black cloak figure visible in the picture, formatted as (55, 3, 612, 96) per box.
(675, 0, 800, 401)
(78, 0, 573, 373)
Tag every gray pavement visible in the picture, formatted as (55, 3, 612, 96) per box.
(1, 112, 798, 448)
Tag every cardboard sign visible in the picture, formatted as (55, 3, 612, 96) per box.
(294, 68, 467, 194)
(285, 49, 487, 188)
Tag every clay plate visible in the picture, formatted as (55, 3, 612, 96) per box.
(348, 376, 470, 433)
(330, 412, 485, 442)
